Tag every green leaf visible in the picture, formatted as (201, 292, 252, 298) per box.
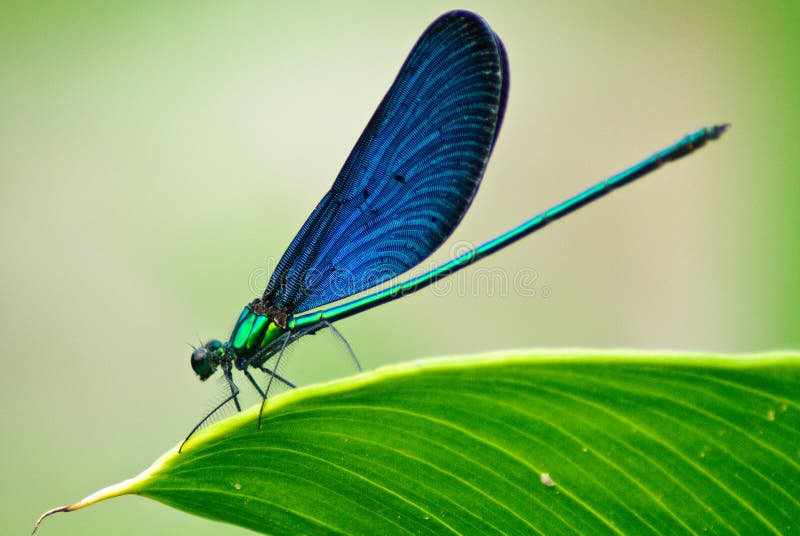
(35, 353, 800, 535)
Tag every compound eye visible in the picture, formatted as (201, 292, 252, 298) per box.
(190, 347, 213, 380)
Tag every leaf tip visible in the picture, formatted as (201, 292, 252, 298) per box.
(31, 470, 152, 533)
(32, 505, 72, 534)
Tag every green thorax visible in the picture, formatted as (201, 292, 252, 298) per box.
(229, 305, 285, 359)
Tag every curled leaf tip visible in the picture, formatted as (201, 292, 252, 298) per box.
(32, 505, 71, 534)
(30, 471, 149, 533)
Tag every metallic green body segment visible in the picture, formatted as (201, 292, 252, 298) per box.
(289, 125, 728, 332)
(230, 306, 285, 356)
(260, 322, 284, 350)
(247, 315, 269, 351)
(231, 308, 255, 350)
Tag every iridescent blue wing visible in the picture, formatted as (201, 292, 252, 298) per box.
(265, 10, 509, 313)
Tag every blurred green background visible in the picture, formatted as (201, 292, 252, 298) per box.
(2, 1, 798, 534)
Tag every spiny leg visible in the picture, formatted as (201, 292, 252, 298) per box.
(323, 320, 361, 372)
(258, 331, 292, 429)
(256, 364, 297, 388)
(223, 365, 242, 412)
(244, 367, 295, 398)
(243, 369, 265, 398)
(180, 380, 240, 453)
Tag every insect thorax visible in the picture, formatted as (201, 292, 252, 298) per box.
(228, 305, 285, 364)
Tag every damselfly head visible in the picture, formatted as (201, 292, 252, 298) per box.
(190, 339, 224, 380)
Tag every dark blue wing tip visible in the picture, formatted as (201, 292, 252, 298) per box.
(428, 10, 509, 151)
(438, 10, 487, 21)
(431, 10, 500, 40)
